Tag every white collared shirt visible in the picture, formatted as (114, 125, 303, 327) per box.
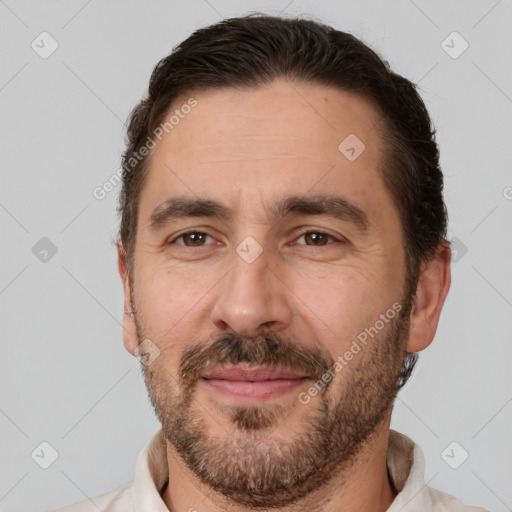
(47, 429, 488, 512)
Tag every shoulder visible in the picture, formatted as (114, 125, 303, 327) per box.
(430, 487, 489, 512)
(45, 481, 133, 512)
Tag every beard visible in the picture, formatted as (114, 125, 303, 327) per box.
(133, 294, 412, 509)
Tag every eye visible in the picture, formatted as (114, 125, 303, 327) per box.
(295, 230, 339, 246)
(171, 231, 215, 247)
(168, 230, 341, 248)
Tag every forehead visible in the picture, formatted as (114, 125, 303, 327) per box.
(158, 80, 382, 166)
(139, 79, 395, 226)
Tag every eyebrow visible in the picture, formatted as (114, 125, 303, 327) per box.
(147, 194, 368, 231)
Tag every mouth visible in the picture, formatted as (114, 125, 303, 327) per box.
(201, 365, 310, 400)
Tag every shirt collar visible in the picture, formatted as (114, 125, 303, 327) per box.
(133, 428, 431, 512)
(386, 429, 433, 511)
(134, 428, 169, 512)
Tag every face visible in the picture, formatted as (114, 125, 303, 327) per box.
(123, 79, 414, 507)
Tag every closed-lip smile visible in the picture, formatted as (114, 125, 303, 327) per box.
(201, 364, 310, 400)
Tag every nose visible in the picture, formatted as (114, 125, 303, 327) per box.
(210, 247, 293, 337)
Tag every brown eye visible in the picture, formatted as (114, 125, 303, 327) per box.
(299, 231, 333, 246)
(175, 232, 212, 246)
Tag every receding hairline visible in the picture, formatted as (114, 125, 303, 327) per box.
(121, 78, 399, 270)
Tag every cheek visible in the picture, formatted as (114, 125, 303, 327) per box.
(289, 267, 393, 352)
(134, 269, 197, 349)
(137, 262, 205, 311)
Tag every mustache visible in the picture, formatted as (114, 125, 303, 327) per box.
(178, 331, 334, 390)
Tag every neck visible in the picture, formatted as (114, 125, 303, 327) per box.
(161, 418, 397, 512)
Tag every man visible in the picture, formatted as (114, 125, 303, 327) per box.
(51, 14, 488, 512)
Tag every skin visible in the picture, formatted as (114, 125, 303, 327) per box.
(118, 79, 451, 512)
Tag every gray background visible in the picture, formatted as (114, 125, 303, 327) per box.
(0, 1, 511, 511)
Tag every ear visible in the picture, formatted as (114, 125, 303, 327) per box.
(406, 242, 451, 353)
(117, 242, 139, 356)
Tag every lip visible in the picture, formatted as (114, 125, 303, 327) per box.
(201, 365, 308, 381)
(201, 365, 310, 400)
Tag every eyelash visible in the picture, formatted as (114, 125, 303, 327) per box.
(168, 229, 343, 247)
